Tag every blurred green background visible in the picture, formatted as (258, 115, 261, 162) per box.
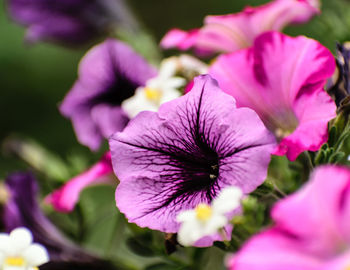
(1, 0, 350, 177)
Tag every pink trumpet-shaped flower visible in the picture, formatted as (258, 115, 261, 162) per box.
(209, 31, 336, 160)
(161, 0, 320, 56)
(229, 165, 350, 270)
(45, 152, 114, 213)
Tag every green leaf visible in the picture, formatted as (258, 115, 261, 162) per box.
(126, 236, 155, 257)
(145, 263, 181, 270)
(315, 149, 326, 165)
(329, 151, 346, 163)
(213, 241, 228, 251)
(328, 125, 338, 146)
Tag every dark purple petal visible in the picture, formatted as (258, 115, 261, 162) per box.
(60, 39, 157, 150)
(7, 0, 137, 46)
(4, 172, 99, 262)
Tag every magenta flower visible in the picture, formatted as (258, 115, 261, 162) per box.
(6, 0, 136, 45)
(230, 165, 350, 270)
(45, 152, 114, 213)
(109, 75, 275, 244)
(161, 0, 319, 56)
(60, 39, 156, 150)
(209, 31, 336, 161)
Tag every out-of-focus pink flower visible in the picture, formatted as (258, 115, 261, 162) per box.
(229, 165, 350, 270)
(45, 152, 114, 213)
(161, 0, 320, 56)
(209, 31, 336, 161)
(161, 29, 200, 51)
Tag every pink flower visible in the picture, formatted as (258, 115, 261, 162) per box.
(161, 0, 319, 56)
(45, 152, 114, 213)
(229, 165, 350, 270)
(209, 31, 336, 160)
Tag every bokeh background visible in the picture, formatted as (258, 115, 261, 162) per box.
(1, 0, 350, 268)
(1, 0, 350, 177)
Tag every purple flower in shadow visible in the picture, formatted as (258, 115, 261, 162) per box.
(61, 39, 157, 151)
(109, 75, 276, 245)
(6, 0, 138, 46)
(3, 171, 117, 270)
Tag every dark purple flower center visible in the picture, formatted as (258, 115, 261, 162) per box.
(92, 44, 140, 106)
(115, 87, 231, 216)
(93, 76, 138, 106)
(158, 144, 221, 207)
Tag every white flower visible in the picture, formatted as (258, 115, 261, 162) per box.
(122, 57, 185, 118)
(0, 228, 49, 270)
(121, 55, 207, 119)
(176, 186, 243, 247)
(176, 54, 208, 76)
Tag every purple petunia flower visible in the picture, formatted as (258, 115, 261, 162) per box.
(60, 39, 157, 151)
(3, 171, 118, 270)
(6, 0, 138, 45)
(109, 75, 276, 245)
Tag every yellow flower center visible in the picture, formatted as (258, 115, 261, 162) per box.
(144, 87, 162, 103)
(5, 257, 25, 266)
(195, 203, 212, 222)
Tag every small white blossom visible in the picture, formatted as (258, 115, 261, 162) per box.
(0, 228, 49, 270)
(176, 186, 243, 246)
(121, 55, 207, 119)
(176, 54, 208, 76)
(122, 57, 184, 118)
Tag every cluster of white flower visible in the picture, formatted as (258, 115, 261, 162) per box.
(0, 228, 49, 270)
(176, 186, 243, 246)
(122, 55, 207, 118)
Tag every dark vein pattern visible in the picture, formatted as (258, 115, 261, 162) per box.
(110, 75, 275, 233)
